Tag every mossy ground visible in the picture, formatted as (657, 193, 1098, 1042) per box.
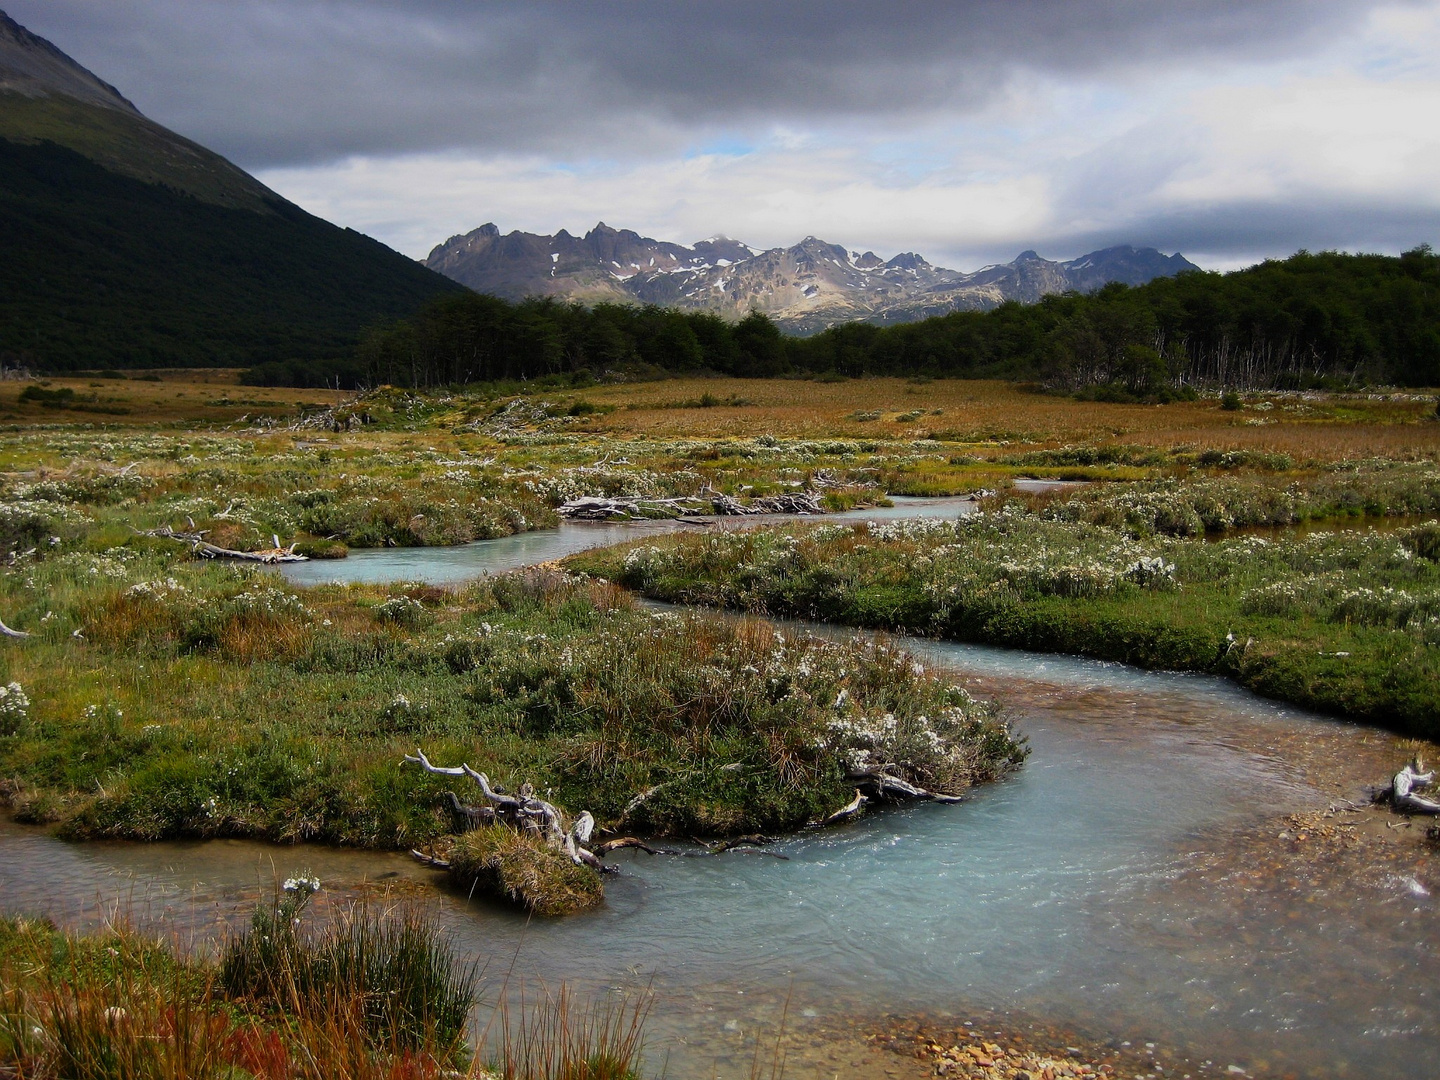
(0, 554, 1018, 849)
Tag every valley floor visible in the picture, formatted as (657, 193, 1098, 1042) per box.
(2, 371, 1438, 1076)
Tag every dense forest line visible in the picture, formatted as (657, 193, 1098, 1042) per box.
(243, 246, 1439, 392)
(0, 139, 463, 371)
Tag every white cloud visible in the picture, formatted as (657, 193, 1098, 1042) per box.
(259, 144, 1056, 268)
(253, 1, 1440, 270)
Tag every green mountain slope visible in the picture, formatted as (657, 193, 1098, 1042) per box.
(0, 11, 463, 371)
(0, 139, 464, 370)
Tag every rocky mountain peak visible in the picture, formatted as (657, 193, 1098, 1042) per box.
(885, 252, 931, 271)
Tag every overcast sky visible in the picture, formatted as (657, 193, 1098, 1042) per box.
(10, 0, 1440, 269)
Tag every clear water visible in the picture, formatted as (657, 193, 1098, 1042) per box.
(279, 496, 980, 587)
(4, 494, 1434, 1077)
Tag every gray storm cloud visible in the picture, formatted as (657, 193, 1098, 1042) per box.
(3, 0, 1388, 166)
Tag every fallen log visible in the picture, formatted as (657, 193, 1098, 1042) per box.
(557, 495, 710, 520)
(194, 541, 308, 563)
(409, 848, 451, 870)
(557, 488, 826, 520)
(847, 767, 965, 803)
(595, 836, 674, 856)
(688, 834, 789, 859)
(443, 790, 495, 831)
(705, 488, 823, 516)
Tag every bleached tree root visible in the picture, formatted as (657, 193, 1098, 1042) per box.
(697, 834, 787, 858)
(1389, 762, 1440, 815)
(557, 488, 825, 520)
(595, 836, 674, 856)
(404, 748, 615, 872)
(410, 848, 451, 870)
(818, 789, 868, 826)
(848, 767, 964, 803)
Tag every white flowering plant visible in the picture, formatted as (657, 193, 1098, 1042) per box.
(0, 682, 30, 734)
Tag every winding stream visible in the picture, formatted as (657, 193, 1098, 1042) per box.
(2, 494, 1434, 1078)
(278, 494, 986, 587)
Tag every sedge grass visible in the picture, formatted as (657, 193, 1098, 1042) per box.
(485, 982, 650, 1080)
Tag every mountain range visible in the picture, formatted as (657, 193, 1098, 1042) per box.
(0, 9, 460, 370)
(425, 223, 1200, 333)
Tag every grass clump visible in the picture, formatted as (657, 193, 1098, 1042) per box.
(447, 828, 604, 917)
(486, 983, 649, 1080)
(0, 898, 477, 1079)
(219, 882, 475, 1059)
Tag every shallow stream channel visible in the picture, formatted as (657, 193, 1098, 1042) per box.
(2, 492, 1436, 1079)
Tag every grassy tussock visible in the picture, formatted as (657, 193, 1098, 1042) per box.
(447, 828, 604, 917)
(219, 887, 475, 1058)
(0, 910, 653, 1079)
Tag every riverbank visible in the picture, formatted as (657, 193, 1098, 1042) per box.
(5, 377, 1440, 1074)
(572, 472, 1440, 737)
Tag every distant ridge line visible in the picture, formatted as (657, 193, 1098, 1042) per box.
(424, 221, 1200, 333)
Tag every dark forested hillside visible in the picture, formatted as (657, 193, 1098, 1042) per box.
(0, 139, 463, 371)
(316, 247, 1439, 391)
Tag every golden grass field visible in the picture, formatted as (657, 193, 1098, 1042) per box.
(0, 370, 345, 426)
(575, 377, 1440, 459)
(3, 372, 1437, 464)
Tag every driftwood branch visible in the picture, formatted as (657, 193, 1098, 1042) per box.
(818, 789, 868, 826)
(410, 848, 451, 870)
(689, 834, 789, 859)
(847, 767, 964, 803)
(1390, 762, 1440, 815)
(143, 525, 308, 563)
(443, 790, 495, 830)
(557, 495, 710, 520)
(557, 488, 825, 521)
(595, 837, 674, 856)
(404, 749, 613, 871)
